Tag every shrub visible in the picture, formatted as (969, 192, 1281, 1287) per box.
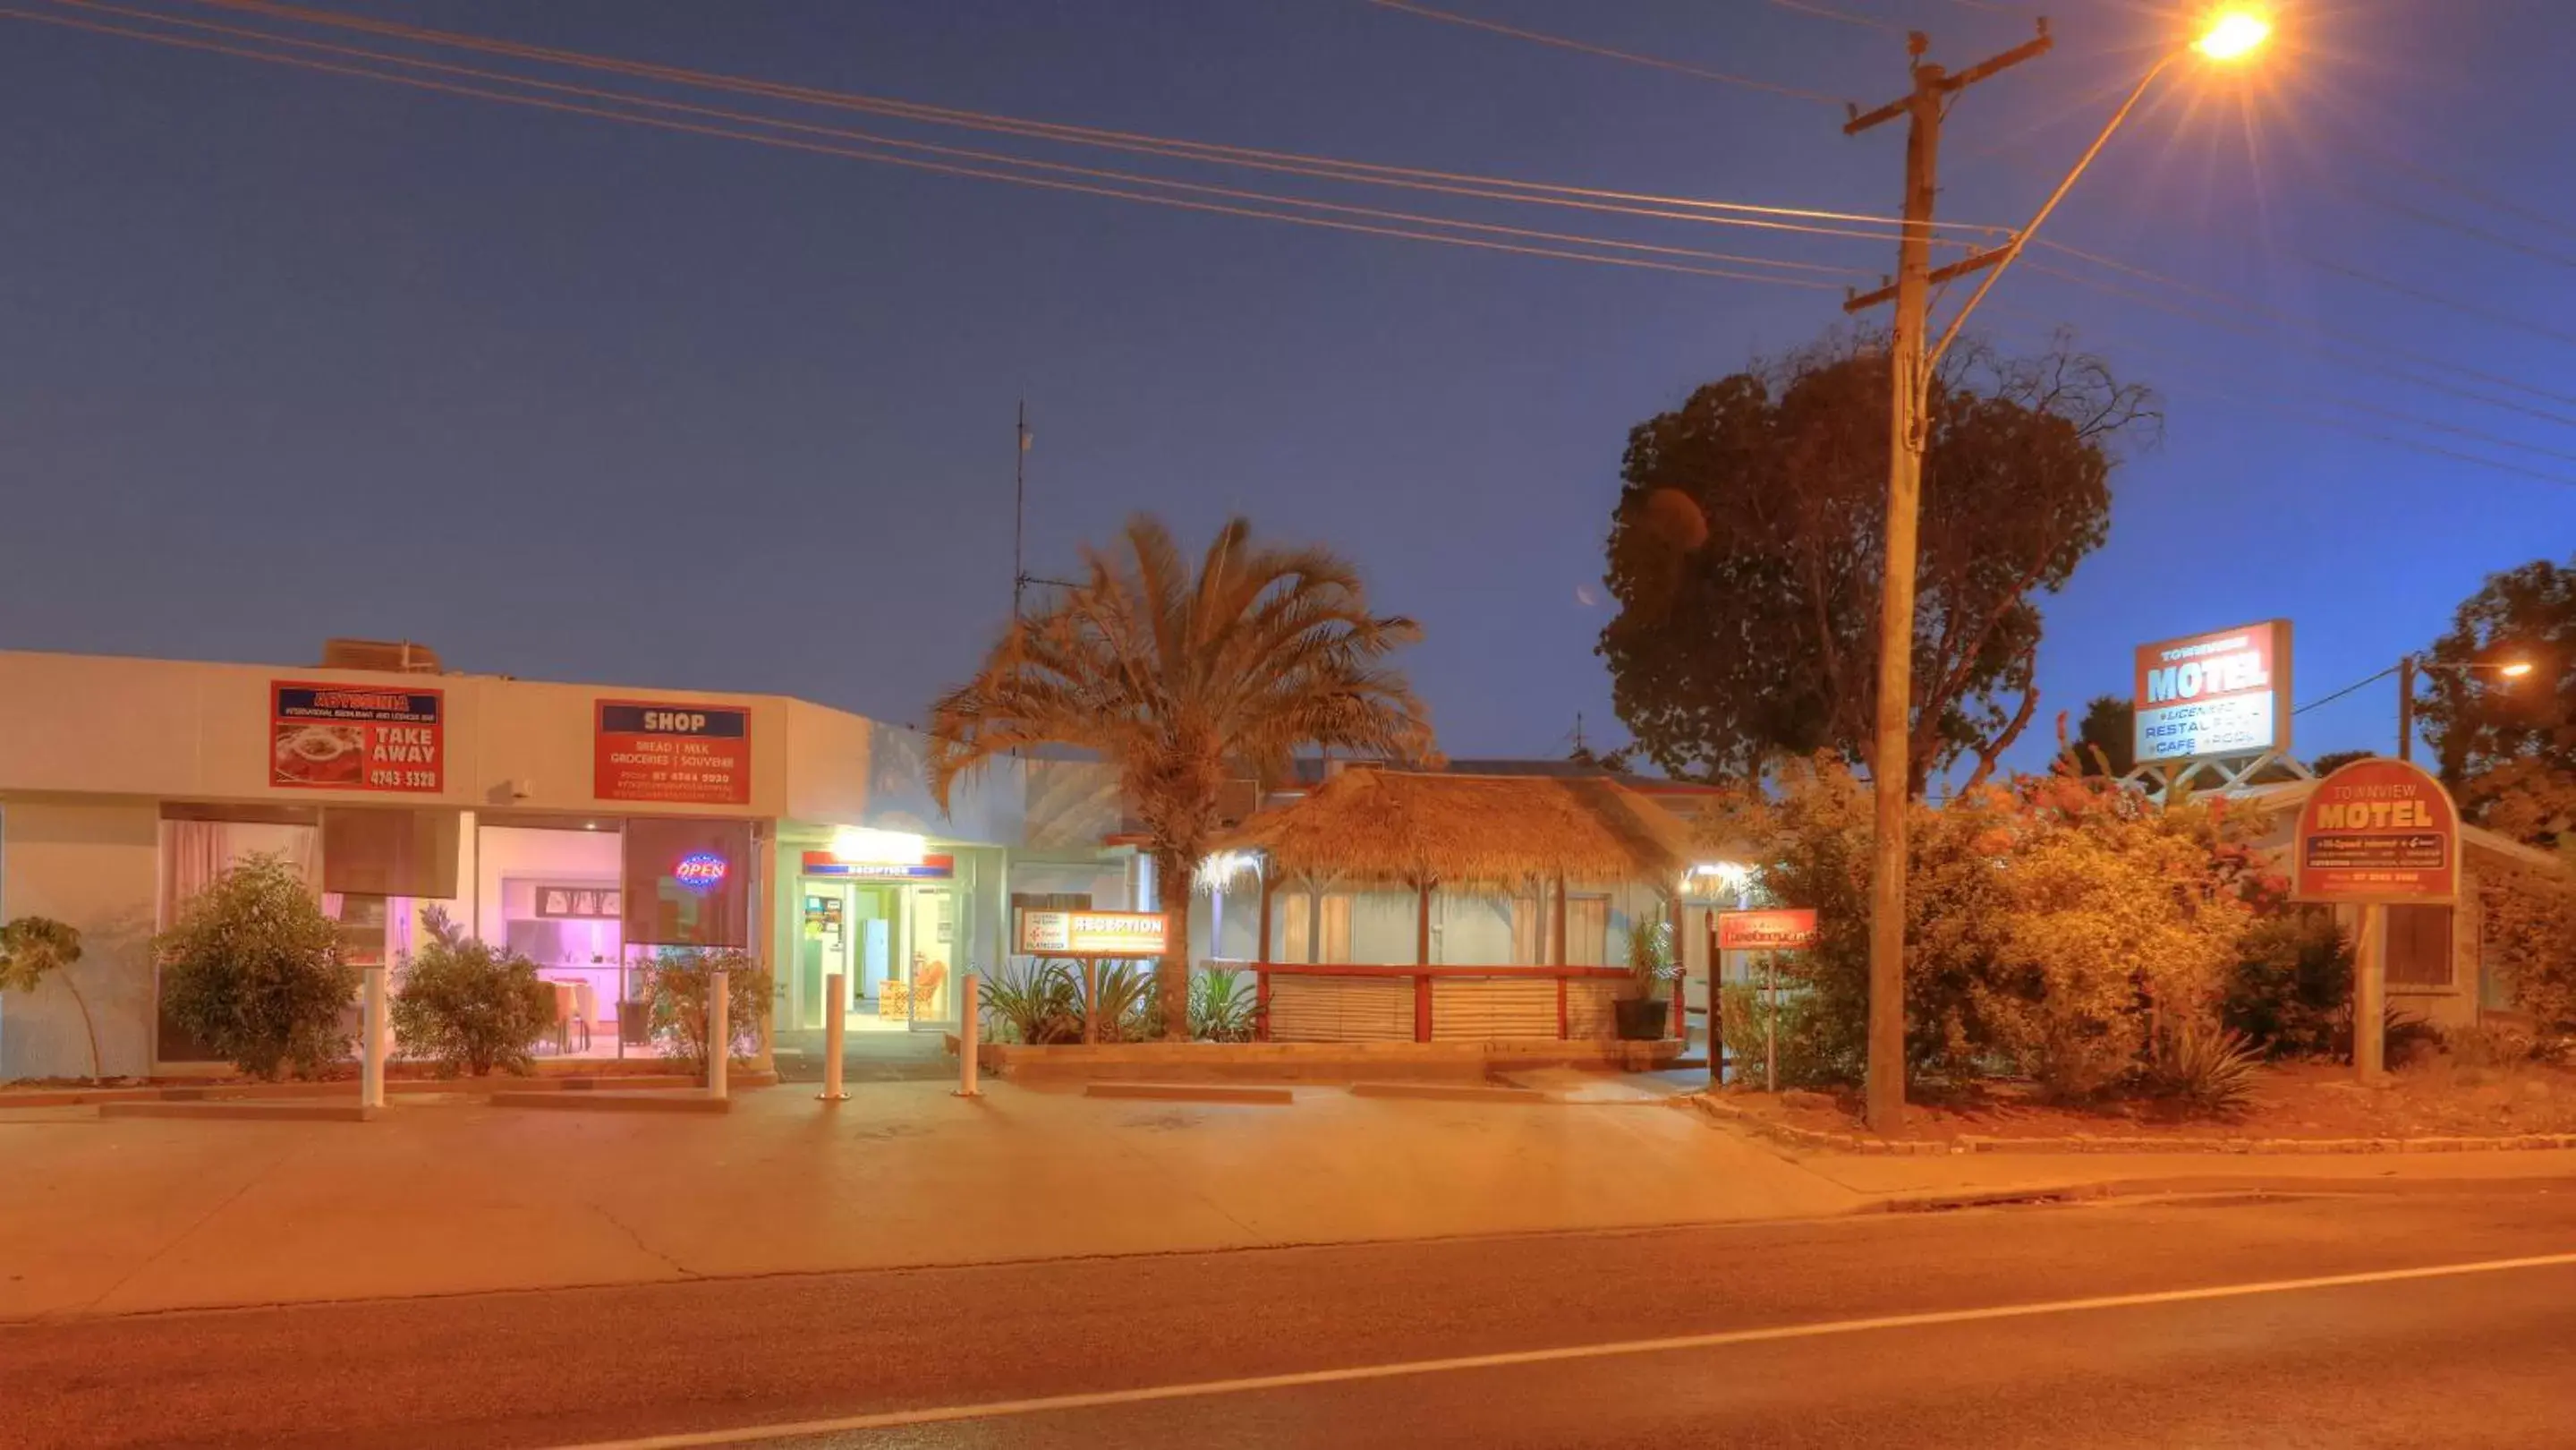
(1190, 966, 1256, 1043)
(2145, 1023, 2264, 1117)
(1718, 980, 1849, 1090)
(2479, 871, 2576, 1032)
(1083, 961, 1156, 1043)
(391, 906, 555, 1078)
(2223, 909, 2352, 1058)
(982, 959, 1080, 1044)
(1628, 919, 1679, 1002)
(157, 853, 357, 1079)
(640, 947, 769, 1074)
(2444, 1022, 2536, 1071)
(0, 916, 99, 1080)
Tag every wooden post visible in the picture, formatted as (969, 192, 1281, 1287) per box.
(1255, 866, 1275, 1043)
(1082, 958, 1099, 1045)
(2356, 902, 2386, 1079)
(1551, 875, 1569, 967)
(1257, 865, 1274, 965)
(1556, 975, 1570, 1041)
(1667, 893, 1687, 1042)
(1414, 879, 1434, 1043)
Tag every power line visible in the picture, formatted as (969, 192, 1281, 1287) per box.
(173, 0, 2005, 242)
(1365, 0, 1845, 106)
(1, 4, 1857, 291)
(1764, 0, 1905, 34)
(2299, 253, 2576, 352)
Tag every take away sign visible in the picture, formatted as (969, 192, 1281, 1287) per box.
(1714, 908, 1820, 952)
(2292, 758, 2460, 906)
(1016, 908, 1169, 958)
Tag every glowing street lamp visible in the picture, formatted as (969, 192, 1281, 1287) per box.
(2395, 654, 2534, 763)
(2194, 10, 2274, 62)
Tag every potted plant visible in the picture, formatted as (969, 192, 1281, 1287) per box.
(1614, 918, 1678, 1041)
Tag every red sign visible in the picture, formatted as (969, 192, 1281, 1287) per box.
(2133, 620, 2292, 764)
(270, 681, 445, 793)
(800, 850, 955, 880)
(1716, 908, 1820, 951)
(595, 700, 751, 806)
(2292, 758, 2460, 905)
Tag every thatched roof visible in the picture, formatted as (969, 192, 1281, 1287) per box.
(1218, 769, 1696, 889)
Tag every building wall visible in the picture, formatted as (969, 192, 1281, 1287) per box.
(0, 800, 160, 1079)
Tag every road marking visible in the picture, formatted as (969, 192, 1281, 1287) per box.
(540, 1249, 2576, 1449)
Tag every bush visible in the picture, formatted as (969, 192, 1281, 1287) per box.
(1085, 962, 1157, 1043)
(1718, 980, 1849, 1089)
(2144, 1023, 2263, 1117)
(1190, 966, 1256, 1043)
(639, 947, 769, 1074)
(391, 906, 555, 1078)
(157, 854, 357, 1079)
(2480, 872, 2576, 1032)
(2223, 909, 2352, 1058)
(982, 959, 1081, 1044)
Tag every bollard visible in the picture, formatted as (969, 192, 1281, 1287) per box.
(817, 971, 849, 1102)
(707, 968, 729, 1101)
(954, 972, 982, 1098)
(361, 964, 387, 1111)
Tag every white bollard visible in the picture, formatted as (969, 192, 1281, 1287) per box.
(361, 964, 387, 1112)
(954, 972, 982, 1098)
(817, 971, 849, 1102)
(707, 968, 730, 1101)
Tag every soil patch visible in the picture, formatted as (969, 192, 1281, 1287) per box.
(1723, 1059, 2576, 1144)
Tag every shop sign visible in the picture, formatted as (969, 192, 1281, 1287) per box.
(533, 884, 624, 920)
(595, 701, 751, 806)
(2293, 758, 2460, 905)
(2132, 620, 2292, 764)
(1016, 908, 1167, 957)
(1714, 908, 1819, 951)
(802, 850, 955, 880)
(270, 681, 445, 793)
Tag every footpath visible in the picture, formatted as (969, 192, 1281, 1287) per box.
(5, 1077, 2572, 1323)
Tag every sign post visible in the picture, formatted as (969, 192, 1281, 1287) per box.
(1715, 910, 1820, 1092)
(2291, 758, 2461, 1079)
(1014, 910, 1169, 1046)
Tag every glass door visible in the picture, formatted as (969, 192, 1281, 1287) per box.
(905, 886, 959, 1029)
(796, 881, 853, 1029)
(849, 883, 904, 1029)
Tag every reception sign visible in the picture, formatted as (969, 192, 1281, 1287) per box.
(595, 701, 751, 806)
(1715, 908, 1820, 952)
(802, 849, 955, 880)
(270, 681, 445, 793)
(1016, 908, 1168, 957)
(2133, 620, 2291, 764)
(2293, 758, 2460, 905)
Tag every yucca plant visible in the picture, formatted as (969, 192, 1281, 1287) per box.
(1087, 962, 1158, 1044)
(982, 959, 1080, 1045)
(2147, 1021, 2264, 1118)
(1190, 966, 1257, 1043)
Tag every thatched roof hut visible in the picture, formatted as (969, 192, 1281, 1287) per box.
(1218, 768, 1696, 889)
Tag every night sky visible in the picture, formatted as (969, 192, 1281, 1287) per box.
(4, 0, 2572, 776)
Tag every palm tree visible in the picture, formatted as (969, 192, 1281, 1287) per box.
(929, 515, 1435, 1038)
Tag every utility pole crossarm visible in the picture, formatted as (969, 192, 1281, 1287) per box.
(1842, 248, 2008, 313)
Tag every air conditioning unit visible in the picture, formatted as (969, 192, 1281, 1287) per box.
(319, 638, 444, 673)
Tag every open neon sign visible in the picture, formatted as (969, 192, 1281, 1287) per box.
(674, 852, 729, 892)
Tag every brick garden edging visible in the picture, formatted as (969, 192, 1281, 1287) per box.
(1688, 1093, 2576, 1157)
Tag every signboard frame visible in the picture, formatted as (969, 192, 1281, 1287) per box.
(1714, 908, 1821, 952)
(594, 699, 752, 807)
(269, 680, 446, 795)
(2131, 619, 2294, 769)
(1014, 908, 1169, 959)
(2291, 757, 2461, 908)
(1708, 908, 1818, 1093)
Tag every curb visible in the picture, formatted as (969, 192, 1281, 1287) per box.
(98, 1101, 378, 1123)
(1084, 1081, 1296, 1105)
(0, 1070, 777, 1111)
(1687, 1093, 2576, 1158)
(487, 1091, 732, 1115)
(1348, 1081, 1550, 1105)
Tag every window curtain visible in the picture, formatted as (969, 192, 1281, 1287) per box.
(1278, 891, 1356, 963)
(1510, 893, 1543, 966)
(1566, 897, 1611, 968)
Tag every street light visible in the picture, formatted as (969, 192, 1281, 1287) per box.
(2397, 655, 2534, 763)
(1856, 8, 2271, 1133)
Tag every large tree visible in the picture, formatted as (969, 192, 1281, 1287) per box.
(2418, 555, 2576, 845)
(1598, 334, 2155, 792)
(928, 516, 1435, 1036)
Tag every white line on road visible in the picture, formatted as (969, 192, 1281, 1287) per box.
(540, 1248, 2576, 1449)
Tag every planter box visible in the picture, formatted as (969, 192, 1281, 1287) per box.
(940, 1035, 1680, 1084)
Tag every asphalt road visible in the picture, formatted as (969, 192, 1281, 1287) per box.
(13, 1186, 2576, 1449)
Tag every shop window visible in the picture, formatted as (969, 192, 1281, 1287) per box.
(1278, 891, 1353, 963)
(622, 817, 753, 949)
(157, 812, 321, 1063)
(480, 822, 632, 1058)
(2386, 905, 2454, 987)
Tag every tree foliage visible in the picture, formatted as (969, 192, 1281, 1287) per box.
(2308, 750, 2376, 779)
(2062, 695, 2134, 777)
(391, 906, 556, 1078)
(928, 515, 1435, 1036)
(1600, 333, 2155, 791)
(641, 947, 769, 1075)
(2418, 554, 2576, 846)
(0, 917, 100, 1080)
(156, 854, 356, 1079)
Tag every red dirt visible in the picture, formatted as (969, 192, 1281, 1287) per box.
(1727, 1058, 2576, 1143)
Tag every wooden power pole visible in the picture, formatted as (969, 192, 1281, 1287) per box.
(1843, 24, 2051, 1135)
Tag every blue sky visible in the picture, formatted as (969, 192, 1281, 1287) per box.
(3, 0, 2570, 774)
